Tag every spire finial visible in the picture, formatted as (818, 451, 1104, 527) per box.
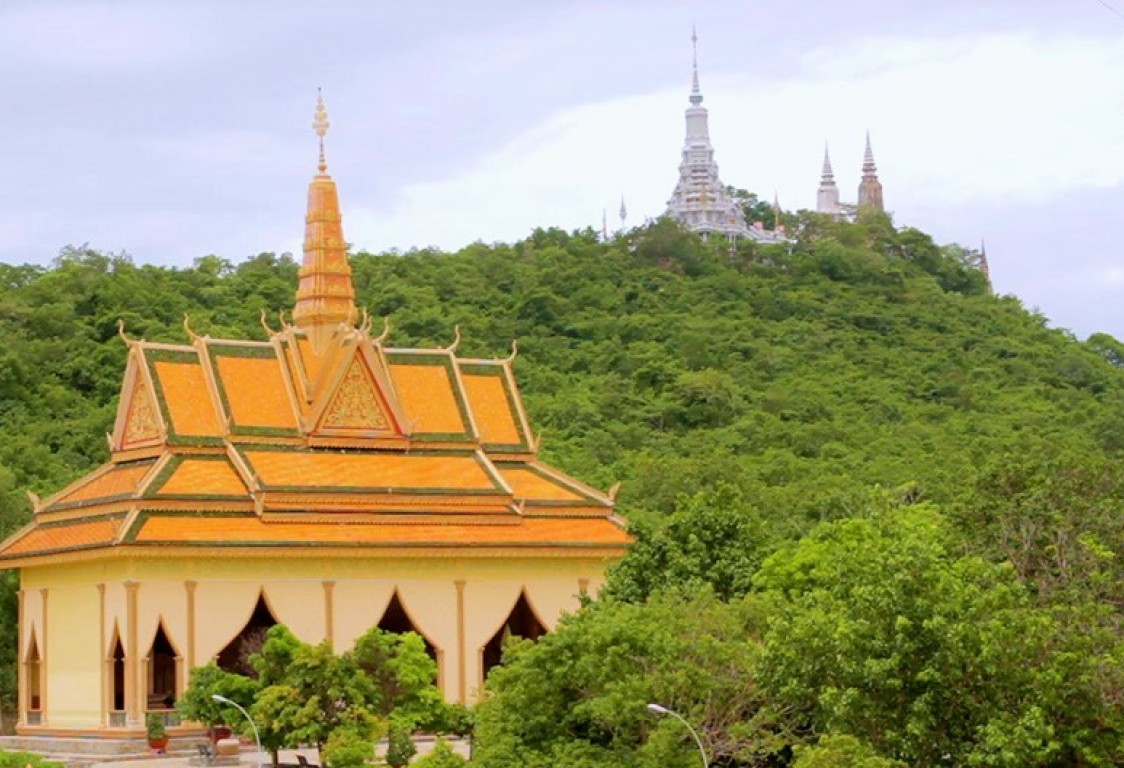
(313, 87, 330, 173)
(863, 130, 876, 176)
(689, 26, 703, 105)
(822, 142, 835, 181)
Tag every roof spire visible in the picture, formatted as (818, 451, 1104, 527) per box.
(821, 143, 835, 182)
(313, 87, 330, 174)
(292, 88, 357, 354)
(690, 26, 703, 105)
(863, 130, 877, 177)
(857, 131, 885, 212)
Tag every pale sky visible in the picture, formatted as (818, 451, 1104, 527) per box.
(1, 0, 1122, 339)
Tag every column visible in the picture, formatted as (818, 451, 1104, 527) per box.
(39, 588, 48, 725)
(97, 584, 107, 726)
(16, 589, 24, 727)
(124, 581, 140, 726)
(454, 580, 466, 705)
(322, 581, 336, 649)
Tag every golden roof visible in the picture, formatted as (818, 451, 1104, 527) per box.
(0, 93, 627, 566)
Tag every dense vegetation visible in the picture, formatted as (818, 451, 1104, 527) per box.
(1, 210, 1124, 764)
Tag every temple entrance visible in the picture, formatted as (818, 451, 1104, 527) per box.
(216, 594, 277, 676)
(482, 591, 547, 678)
(146, 622, 178, 709)
(26, 633, 41, 715)
(378, 591, 437, 663)
(111, 633, 125, 713)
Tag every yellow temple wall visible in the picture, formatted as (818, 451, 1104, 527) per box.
(43, 582, 100, 728)
(19, 552, 610, 730)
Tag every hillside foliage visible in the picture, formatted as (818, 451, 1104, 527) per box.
(1, 211, 1123, 763)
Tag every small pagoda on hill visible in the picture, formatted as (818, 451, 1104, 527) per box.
(0, 93, 629, 739)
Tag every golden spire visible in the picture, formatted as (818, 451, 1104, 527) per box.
(313, 88, 329, 173)
(292, 88, 357, 354)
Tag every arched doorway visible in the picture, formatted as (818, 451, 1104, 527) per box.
(482, 591, 546, 678)
(110, 630, 125, 717)
(216, 593, 277, 676)
(146, 622, 178, 710)
(26, 632, 42, 722)
(378, 591, 438, 663)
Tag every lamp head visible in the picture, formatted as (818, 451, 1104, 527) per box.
(212, 694, 231, 704)
(647, 703, 669, 715)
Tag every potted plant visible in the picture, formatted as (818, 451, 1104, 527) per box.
(146, 712, 169, 753)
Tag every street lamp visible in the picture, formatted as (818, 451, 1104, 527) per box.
(647, 703, 708, 768)
(212, 694, 263, 768)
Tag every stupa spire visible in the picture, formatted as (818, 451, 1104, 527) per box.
(857, 130, 885, 212)
(292, 88, 357, 354)
(821, 144, 835, 182)
(690, 26, 703, 105)
(817, 142, 841, 214)
(862, 131, 877, 177)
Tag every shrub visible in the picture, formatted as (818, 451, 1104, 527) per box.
(412, 739, 467, 767)
(0, 751, 64, 768)
(322, 726, 374, 768)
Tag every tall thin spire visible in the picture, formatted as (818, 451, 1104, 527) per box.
(979, 239, 991, 285)
(619, 195, 627, 228)
(862, 131, 877, 177)
(690, 26, 703, 105)
(817, 142, 841, 214)
(292, 89, 357, 354)
(857, 131, 885, 212)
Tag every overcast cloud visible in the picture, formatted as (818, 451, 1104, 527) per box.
(0, 0, 1121, 339)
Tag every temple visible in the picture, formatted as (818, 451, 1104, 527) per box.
(0, 92, 629, 742)
(665, 31, 784, 244)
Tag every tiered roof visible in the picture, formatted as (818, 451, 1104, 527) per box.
(0, 94, 628, 567)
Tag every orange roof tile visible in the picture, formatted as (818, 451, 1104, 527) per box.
(2, 518, 120, 557)
(154, 459, 249, 497)
(296, 337, 332, 386)
(154, 361, 223, 437)
(462, 373, 522, 446)
(499, 467, 588, 502)
(214, 354, 298, 430)
(134, 515, 629, 547)
(388, 362, 467, 435)
(241, 450, 499, 492)
(55, 463, 152, 506)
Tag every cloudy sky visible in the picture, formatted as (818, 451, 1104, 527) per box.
(1, 0, 1122, 339)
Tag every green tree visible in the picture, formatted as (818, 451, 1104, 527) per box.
(472, 589, 781, 768)
(349, 627, 444, 730)
(177, 663, 258, 733)
(754, 502, 1120, 766)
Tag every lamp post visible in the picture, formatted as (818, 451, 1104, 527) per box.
(212, 694, 263, 768)
(647, 703, 708, 768)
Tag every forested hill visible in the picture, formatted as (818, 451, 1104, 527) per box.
(4, 213, 1124, 762)
(0, 212, 1121, 539)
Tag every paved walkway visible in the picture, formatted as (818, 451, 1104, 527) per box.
(95, 738, 469, 768)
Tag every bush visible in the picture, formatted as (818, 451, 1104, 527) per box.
(412, 739, 467, 767)
(322, 726, 374, 768)
(0, 751, 64, 768)
(385, 721, 417, 768)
